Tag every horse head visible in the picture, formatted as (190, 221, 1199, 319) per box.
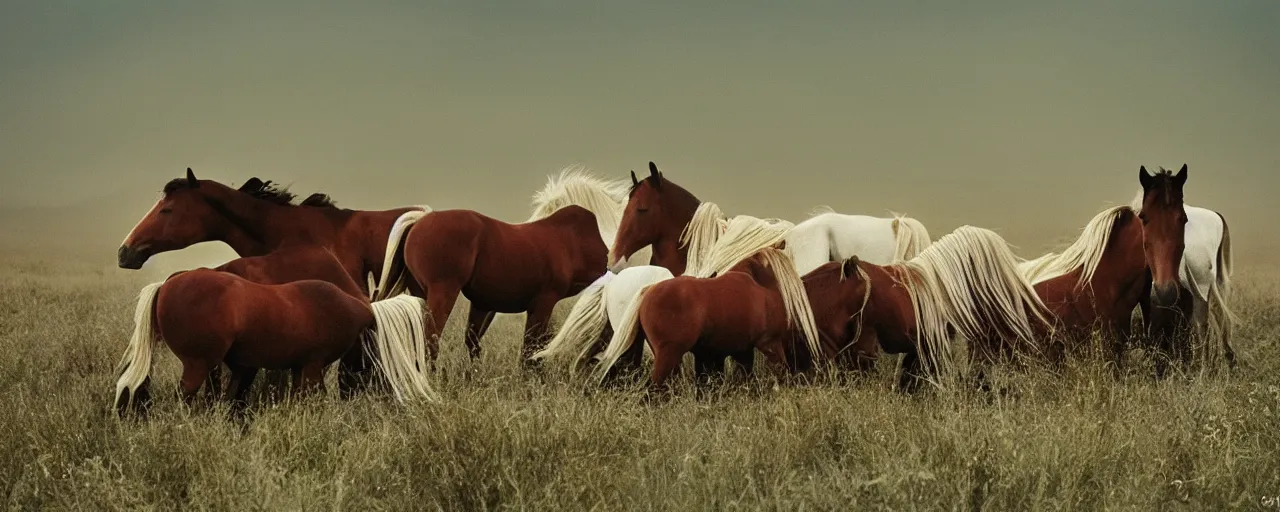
(119, 168, 224, 269)
(611, 161, 699, 271)
(1138, 164, 1189, 308)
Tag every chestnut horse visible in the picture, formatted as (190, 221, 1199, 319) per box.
(531, 214, 792, 374)
(1018, 166, 1188, 376)
(374, 205, 608, 364)
(117, 169, 429, 398)
(610, 162, 932, 276)
(806, 226, 1052, 392)
(113, 269, 436, 418)
(594, 247, 823, 391)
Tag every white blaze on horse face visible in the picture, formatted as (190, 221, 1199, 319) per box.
(122, 200, 163, 247)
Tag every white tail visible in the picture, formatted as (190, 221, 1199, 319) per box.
(366, 295, 438, 402)
(891, 214, 932, 262)
(595, 284, 656, 383)
(530, 282, 609, 373)
(371, 207, 430, 301)
(114, 282, 164, 411)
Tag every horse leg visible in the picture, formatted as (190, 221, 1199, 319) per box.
(178, 358, 218, 408)
(756, 340, 793, 385)
(601, 330, 647, 386)
(1111, 319, 1131, 379)
(296, 364, 327, 398)
(464, 305, 496, 361)
(226, 365, 259, 420)
(202, 364, 225, 402)
(520, 294, 559, 365)
(896, 352, 927, 394)
(693, 351, 727, 384)
(338, 341, 372, 400)
(423, 282, 462, 363)
(647, 342, 687, 397)
(730, 349, 755, 376)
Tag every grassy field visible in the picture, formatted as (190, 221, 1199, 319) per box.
(1, 252, 1278, 510)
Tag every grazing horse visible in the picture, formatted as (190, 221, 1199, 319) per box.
(594, 247, 823, 391)
(532, 214, 792, 373)
(1018, 166, 1188, 376)
(807, 226, 1052, 392)
(113, 269, 436, 418)
(1128, 169, 1237, 371)
(609, 162, 932, 275)
(116, 169, 429, 398)
(374, 206, 609, 364)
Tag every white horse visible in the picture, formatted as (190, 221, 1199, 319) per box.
(787, 206, 933, 276)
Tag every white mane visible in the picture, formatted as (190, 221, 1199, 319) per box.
(1018, 206, 1131, 287)
(754, 248, 823, 361)
(895, 226, 1053, 383)
(890, 213, 932, 261)
(678, 202, 729, 277)
(528, 165, 630, 246)
(695, 215, 794, 278)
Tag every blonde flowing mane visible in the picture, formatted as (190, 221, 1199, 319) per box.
(695, 215, 795, 278)
(528, 166, 630, 246)
(753, 247, 824, 361)
(894, 226, 1053, 383)
(891, 213, 932, 261)
(1018, 206, 1131, 287)
(679, 202, 728, 276)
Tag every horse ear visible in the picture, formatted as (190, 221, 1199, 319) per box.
(186, 168, 199, 188)
(630, 170, 639, 186)
(1138, 165, 1152, 189)
(239, 177, 264, 192)
(842, 255, 860, 279)
(648, 161, 662, 190)
(1174, 164, 1188, 186)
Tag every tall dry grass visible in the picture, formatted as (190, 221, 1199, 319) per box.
(1, 252, 1278, 510)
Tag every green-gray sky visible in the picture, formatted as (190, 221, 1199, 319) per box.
(2, 0, 1277, 268)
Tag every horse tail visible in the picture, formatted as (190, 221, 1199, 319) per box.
(366, 294, 438, 402)
(114, 281, 165, 414)
(1216, 212, 1233, 291)
(595, 284, 656, 383)
(891, 214, 932, 262)
(530, 279, 610, 372)
(371, 208, 430, 301)
(1208, 212, 1238, 364)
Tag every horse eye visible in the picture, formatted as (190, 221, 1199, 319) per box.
(159, 208, 173, 214)
(636, 207, 650, 214)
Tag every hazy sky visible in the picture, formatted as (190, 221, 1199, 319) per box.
(2, 0, 1277, 264)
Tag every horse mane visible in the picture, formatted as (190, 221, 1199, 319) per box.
(1018, 206, 1133, 287)
(528, 166, 630, 243)
(679, 202, 729, 276)
(696, 215, 794, 278)
(752, 248, 823, 362)
(890, 213, 932, 261)
(300, 192, 338, 208)
(161, 175, 338, 208)
(895, 226, 1053, 385)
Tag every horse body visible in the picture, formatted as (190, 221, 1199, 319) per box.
(393, 205, 608, 361)
(787, 212, 931, 275)
(114, 270, 435, 417)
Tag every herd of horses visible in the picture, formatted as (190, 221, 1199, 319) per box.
(111, 163, 1235, 416)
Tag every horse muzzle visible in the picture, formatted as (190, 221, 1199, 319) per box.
(1151, 282, 1181, 309)
(117, 245, 150, 269)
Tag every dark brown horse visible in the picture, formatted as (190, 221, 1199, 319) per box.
(610, 163, 708, 276)
(117, 169, 428, 397)
(803, 226, 1052, 393)
(1018, 166, 1187, 376)
(376, 206, 608, 364)
(593, 247, 823, 391)
(113, 269, 435, 418)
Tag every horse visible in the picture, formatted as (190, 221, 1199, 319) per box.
(117, 169, 430, 398)
(113, 269, 436, 419)
(531, 214, 793, 373)
(805, 226, 1052, 393)
(119, 168, 427, 299)
(374, 204, 609, 365)
(608, 162, 932, 276)
(527, 166, 653, 270)
(1017, 166, 1188, 377)
(1128, 167, 1236, 371)
(593, 246, 823, 392)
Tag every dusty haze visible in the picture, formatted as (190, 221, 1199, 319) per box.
(2, 1, 1277, 274)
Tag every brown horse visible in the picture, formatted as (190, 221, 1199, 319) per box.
(375, 206, 609, 364)
(804, 226, 1052, 392)
(118, 168, 425, 298)
(593, 247, 823, 391)
(113, 269, 436, 418)
(117, 169, 428, 397)
(1017, 166, 1187, 376)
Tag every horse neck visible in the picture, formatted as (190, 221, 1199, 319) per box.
(1086, 215, 1147, 293)
(205, 187, 343, 256)
(654, 191, 705, 273)
(863, 264, 917, 347)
